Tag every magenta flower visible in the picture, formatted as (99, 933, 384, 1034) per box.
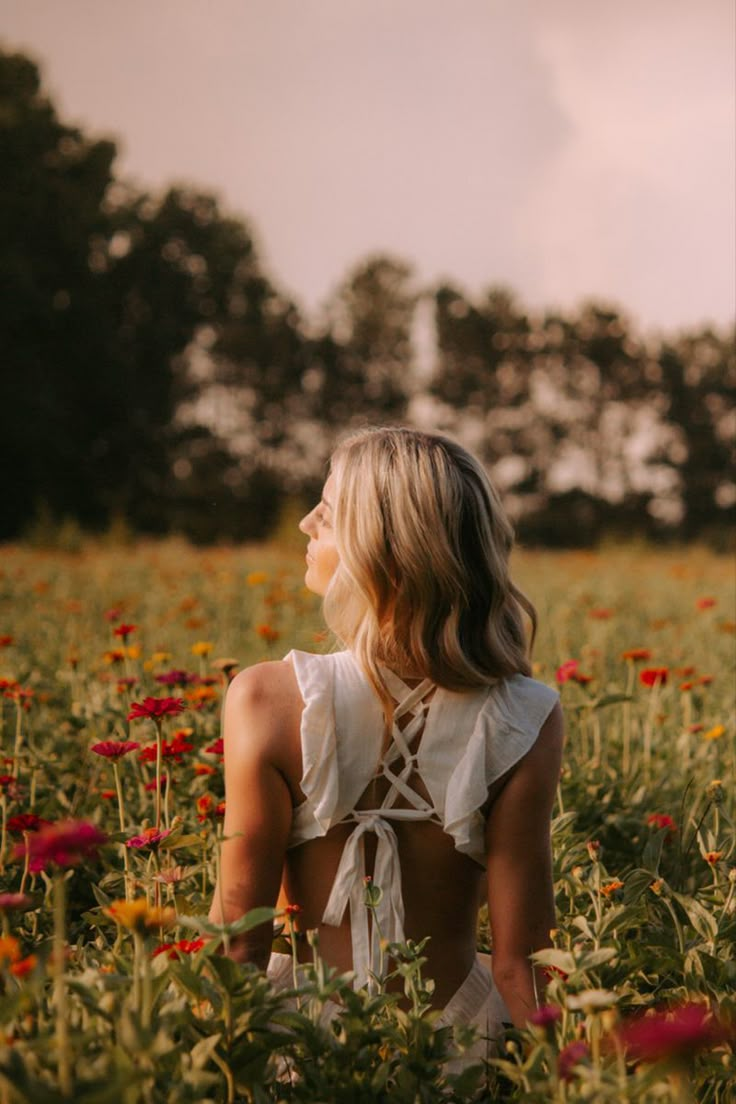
(618, 1003, 733, 1063)
(557, 1041, 590, 1082)
(530, 1004, 562, 1028)
(128, 697, 185, 722)
(14, 820, 107, 873)
(126, 827, 172, 850)
(155, 670, 197, 687)
(91, 740, 140, 760)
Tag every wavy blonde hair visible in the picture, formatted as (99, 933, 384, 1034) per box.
(322, 427, 536, 727)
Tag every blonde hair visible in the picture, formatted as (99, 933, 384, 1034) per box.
(322, 427, 536, 727)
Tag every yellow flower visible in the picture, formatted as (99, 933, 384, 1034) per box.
(105, 898, 176, 933)
(147, 652, 172, 669)
(125, 644, 142, 660)
(0, 935, 21, 966)
(246, 571, 268, 587)
(706, 780, 724, 803)
(191, 641, 213, 657)
(703, 724, 725, 741)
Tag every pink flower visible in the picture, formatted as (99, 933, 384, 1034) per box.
(126, 827, 172, 850)
(0, 893, 33, 912)
(14, 820, 107, 873)
(128, 697, 185, 722)
(155, 670, 197, 687)
(91, 740, 140, 760)
(618, 1003, 732, 1063)
(557, 1041, 590, 1082)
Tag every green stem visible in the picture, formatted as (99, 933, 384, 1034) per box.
(53, 873, 72, 1098)
(154, 721, 163, 830)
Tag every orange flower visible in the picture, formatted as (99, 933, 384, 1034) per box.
(695, 597, 716, 610)
(703, 725, 725, 741)
(703, 851, 723, 865)
(621, 648, 652, 662)
(246, 571, 268, 586)
(0, 936, 21, 966)
(600, 880, 624, 897)
(105, 898, 176, 933)
(589, 608, 613, 620)
(191, 641, 213, 657)
(256, 624, 281, 644)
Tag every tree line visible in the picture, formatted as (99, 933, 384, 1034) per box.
(1, 47, 733, 547)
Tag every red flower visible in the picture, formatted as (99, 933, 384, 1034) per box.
(557, 1041, 590, 1082)
(113, 623, 137, 640)
(6, 813, 50, 834)
(91, 741, 140, 761)
(284, 903, 302, 917)
(618, 1003, 732, 1063)
(14, 820, 107, 873)
(152, 938, 205, 959)
(205, 738, 224, 756)
(10, 954, 37, 978)
(128, 697, 185, 722)
(639, 667, 668, 687)
(556, 659, 593, 685)
(695, 597, 716, 610)
(139, 732, 193, 764)
(145, 776, 169, 792)
(104, 608, 122, 623)
(589, 608, 613, 620)
(0, 635, 13, 647)
(647, 813, 677, 841)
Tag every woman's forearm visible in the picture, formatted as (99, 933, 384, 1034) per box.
(492, 955, 547, 1028)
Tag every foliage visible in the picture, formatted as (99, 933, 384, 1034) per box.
(0, 540, 733, 1101)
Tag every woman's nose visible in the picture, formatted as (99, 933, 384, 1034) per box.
(298, 510, 314, 536)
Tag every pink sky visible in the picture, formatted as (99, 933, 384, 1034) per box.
(2, 0, 734, 333)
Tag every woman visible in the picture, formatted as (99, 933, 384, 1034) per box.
(209, 427, 564, 1051)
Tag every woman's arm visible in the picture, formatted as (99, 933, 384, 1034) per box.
(484, 701, 564, 1026)
(208, 662, 299, 969)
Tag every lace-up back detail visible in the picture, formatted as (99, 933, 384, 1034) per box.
(284, 648, 559, 988)
(353, 670, 439, 819)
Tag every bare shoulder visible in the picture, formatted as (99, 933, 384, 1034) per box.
(223, 660, 304, 767)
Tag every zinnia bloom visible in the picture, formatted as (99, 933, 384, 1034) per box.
(128, 697, 185, 722)
(191, 641, 213, 657)
(126, 827, 172, 850)
(647, 813, 677, 839)
(695, 597, 716, 610)
(105, 898, 176, 933)
(246, 571, 268, 586)
(6, 813, 49, 834)
(0, 893, 33, 912)
(256, 624, 280, 644)
(152, 938, 205, 959)
(621, 648, 652, 662)
(91, 740, 140, 760)
(703, 725, 725, 741)
(530, 1004, 562, 1027)
(14, 820, 107, 873)
(600, 879, 624, 897)
(0, 935, 21, 966)
(113, 623, 137, 640)
(618, 1003, 732, 1062)
(10, 954, 37, 978)
(155, 670, 197, 687)
(703, 851, 723, 865)
(205, 738, 224, 756)
(640, 667, 668, 687)
(557, 1041, 590, 1082)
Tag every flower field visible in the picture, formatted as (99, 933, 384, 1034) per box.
(0, 538, 734, 1102)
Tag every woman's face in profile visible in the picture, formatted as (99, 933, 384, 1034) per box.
(299, 475, 340, 596)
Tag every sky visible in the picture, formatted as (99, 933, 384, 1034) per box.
(2, 0, 734, 334)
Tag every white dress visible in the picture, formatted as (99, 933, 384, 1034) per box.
(268, 648, 559, 1060)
